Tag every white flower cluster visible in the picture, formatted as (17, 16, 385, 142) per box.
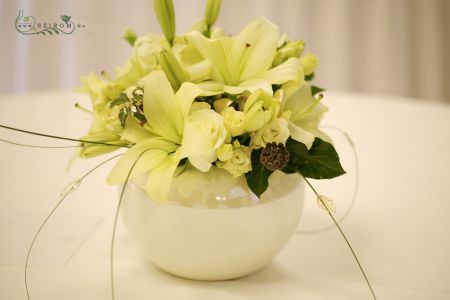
(76, 0, 330, 202)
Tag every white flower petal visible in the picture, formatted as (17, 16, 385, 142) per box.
(121, 122, 155, 144)
(107, 139, 176, 184)
(176, 81, 223, 119)
(189, 153, 216, 172)
(145, 154, 180, 202)
(229, 17, 279, 83)
(143, 71, 183, 143)
(186, 32, 233, 83)
(223, 79, 272, 95)
(288, 122, 315, 150)
(261, 57, 304, 85)
(107, 138, 176, 184)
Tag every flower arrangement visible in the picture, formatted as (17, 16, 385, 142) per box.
(75, 0, 345, 203)
(0, 1, 377, 299)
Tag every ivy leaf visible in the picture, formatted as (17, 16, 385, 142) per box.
(285, 138, 312, 164)
(284, 138, 345, 180)
(311, 85, 325, 96)
(298, 138, 346, 179)
(245, 148, 274, 198)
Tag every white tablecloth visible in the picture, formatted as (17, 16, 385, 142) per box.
(0, 90, 449, 299)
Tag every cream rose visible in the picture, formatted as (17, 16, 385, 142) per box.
(180, 109, 227, 172)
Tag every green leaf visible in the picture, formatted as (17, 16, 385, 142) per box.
(299, 138, 345, 179)
(311, 85, 325, 96)
(245, 149, 273, 198)
(132, 112, 147, 124)
(109, 95, 128, 108)
(285, 138, 312, 164)
(132, 87, 144, 100)
(305, 73, 315, 81)
(118, 108, 127, 128)
(284, 138, 345, 179)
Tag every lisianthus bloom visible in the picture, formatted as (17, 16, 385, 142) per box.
(216, 143, 252, 178)
(186, 17, 304, 95)
(251, 117, 290, 149)
(218, 89, 280, 137)
(242, 89, 279, 132)
(107, 71, 225, 201)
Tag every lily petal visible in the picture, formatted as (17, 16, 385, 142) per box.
(107, 138, 177, 184)
(176, 81, 223, 119)
(186, 32, 232, 83)
(301, 125, 333, 145)
(261, 57, 304, 85)
(79, 131, 124, 158)
(187, 60, 211, 82)
(188, 152, 216, 172)
(223, 79, 272, 95)
(121, 121, 155, 144)
(288, 122, 315, 149)
(143, 71, 183, 143)
(145, 153, 180, 202)
(229, 17, 279, 83)
(284, 83, 328, 127)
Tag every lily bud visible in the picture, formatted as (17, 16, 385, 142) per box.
(300, 52, 318, 76)
(205, 0, 221, 27)
(273, 40, 304, 66)
(153, 0, 176, 44)
(78, 132, 124, 158)
(159, 49, 190, 90)
(123, 28, 137, 46)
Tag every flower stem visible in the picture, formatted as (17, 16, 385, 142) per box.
(110, 149, 150, 300)
(0, 124, 130, 148)
(299, 126, 360, 234)
(0, 137, 79, 148)
(302, 176, 377, 300)
(25, 153, 122, 300)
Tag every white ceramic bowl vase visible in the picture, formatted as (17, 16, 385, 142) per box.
(120, 167, 304, 281)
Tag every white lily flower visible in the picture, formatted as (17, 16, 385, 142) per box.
(186, 17, 304, 95)
(107, 70, 222, 201)
(282, 82, 331, 149)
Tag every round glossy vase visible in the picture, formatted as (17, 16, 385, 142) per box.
(120, 167, 304, 281)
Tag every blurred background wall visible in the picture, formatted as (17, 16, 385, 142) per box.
(0, 0, 449, 102)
